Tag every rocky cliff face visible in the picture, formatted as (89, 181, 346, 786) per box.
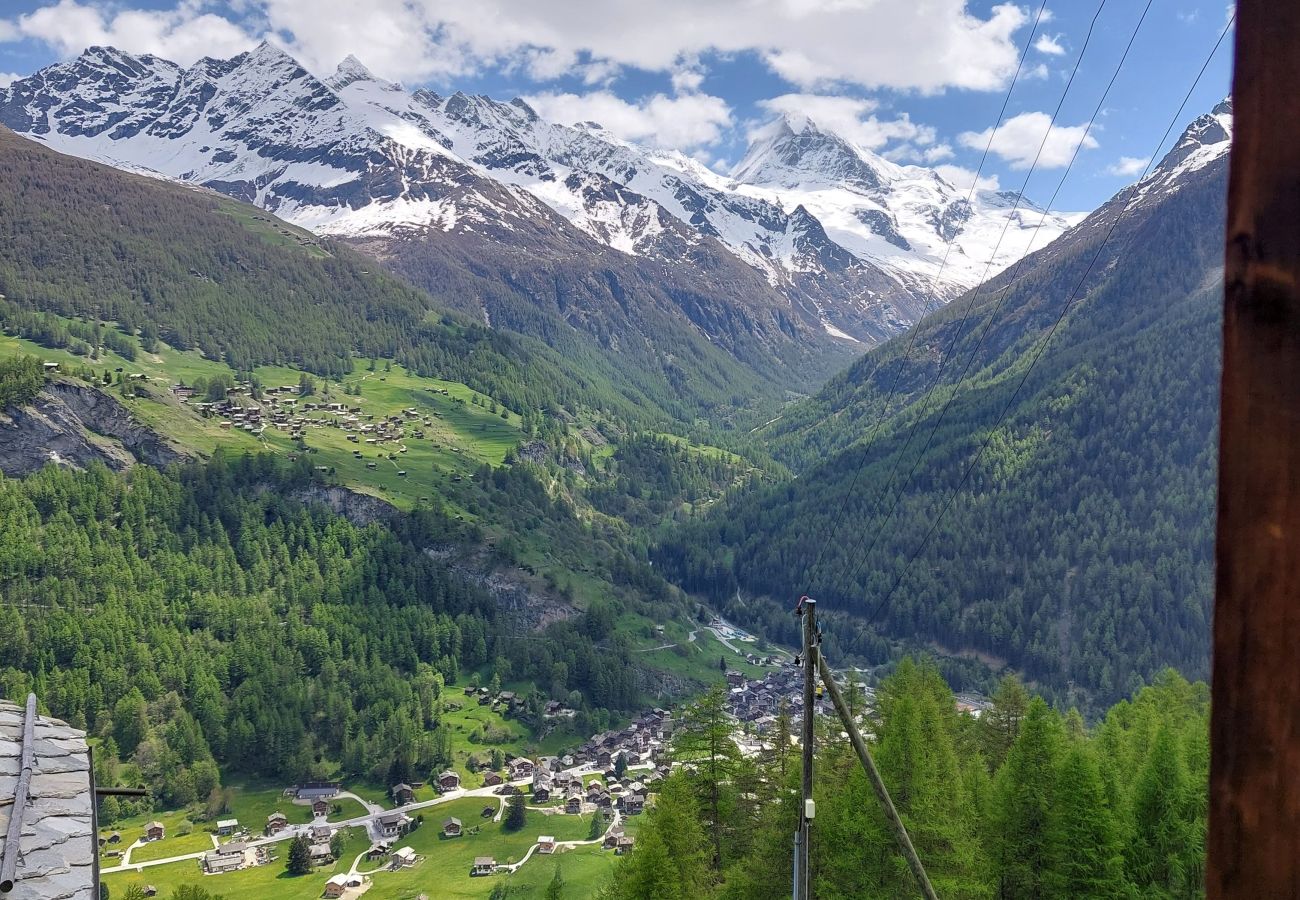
(0, 380, 187, 476)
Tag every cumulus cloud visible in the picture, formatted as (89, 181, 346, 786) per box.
(9, 0, 256, 65)
(0, 72, 19, 87)
(1033, 33, 1066, 55)
(1105, 155, 1150, 177)
(922, 144, 955, 163)
(958, 111, 1099, 169)
(935, 164, 999, 192)
(756, 93, 937, 151)
(2, 0, 1033, 94)
(671, 63, 705, 95)
(523, 90, 732, 149)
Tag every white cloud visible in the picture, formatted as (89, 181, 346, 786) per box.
(922, 143, 955, 163)
(577, 59, 621, 87)
(1104, 155, 1150, 177)
(757, 93, 936, 151)
(0, 72, 19, 87)
(12, 0, 255, 65)
(5, 0, 1034, 94)
(671, 65, 705, 94)
(1033, 33, 1066, 55)
(958, 111, 1098, 169)
(935, 164, 999, 191)
(523, 89, 732, 149)
(520, 47, 578, 81)
(0, 20, 18, 42)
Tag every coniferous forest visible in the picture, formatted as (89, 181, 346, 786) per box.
(0, 455, 649, 816)
(605, 663, 1208, 900)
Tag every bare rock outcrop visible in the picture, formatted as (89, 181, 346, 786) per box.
(0, 379, 187, 477)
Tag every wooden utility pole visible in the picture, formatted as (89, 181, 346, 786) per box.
(1209, 1, 1300, 896)
(793, 597, 817, 900)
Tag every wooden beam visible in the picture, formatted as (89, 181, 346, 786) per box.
(1209, 2, 1300, 896)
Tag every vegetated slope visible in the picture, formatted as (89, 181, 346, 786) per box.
(0, 454, 653, 804)
(0, 45, 854, 392)
(0, 126, 773, 428)
(656, 103, 1231, 707)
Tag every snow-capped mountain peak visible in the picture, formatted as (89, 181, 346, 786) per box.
(727, 113, 1082, 294)
(731, 114, 896, 193)
(0, 44, 1089, 345)
(327, 54, 395, 91)
(1153, 97, 1232, 180)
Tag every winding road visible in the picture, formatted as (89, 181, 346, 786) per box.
(101, 763, 652, 877)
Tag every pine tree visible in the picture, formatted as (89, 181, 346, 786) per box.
(1127, 723, 1198, 898)
(602, 823, 682, 900)
(990, 697, 1063, 899)
(544, 862, 565, 900)
(602, 774, 707, 900)
(979, 675, 1029, 771)
(504, 793, 526, 832)
(872, 658, 984, 897)
(672, 684, 740, 868)
(1047, 744, 1127, 898)
(286, 834, 312, 875)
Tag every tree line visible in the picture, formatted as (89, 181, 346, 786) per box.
(604, 662, 1208, 899)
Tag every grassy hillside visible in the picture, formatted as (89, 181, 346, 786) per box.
(0, 127, 799, 431)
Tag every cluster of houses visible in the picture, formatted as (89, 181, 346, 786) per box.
(461, 685, 577, 720)
(523, 765, 653, 816)
(573, 707, 676, 771)
(722, 664, 819, 740)
(174, 380, 452, 460)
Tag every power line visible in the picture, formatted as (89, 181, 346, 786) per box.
(797, 0, 1051, 589)
(841, 0, 1153, 583)
(859, 12, 1237, 630)
(812, 0, 1113, 612)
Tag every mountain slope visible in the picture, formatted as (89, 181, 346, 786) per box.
(656, 103, 1231, 706)
(0, 125, 791, 428)
(1, 44, 1079, 348)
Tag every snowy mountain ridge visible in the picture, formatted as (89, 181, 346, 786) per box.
(2, 42, 1086, 344)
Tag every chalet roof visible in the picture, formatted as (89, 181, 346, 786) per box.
(442, 817, 462, 828)
(474, 857, 496, 866)
(0, 697, 95, 900)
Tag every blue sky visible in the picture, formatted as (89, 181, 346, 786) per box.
(0, 0, 1234, 211)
